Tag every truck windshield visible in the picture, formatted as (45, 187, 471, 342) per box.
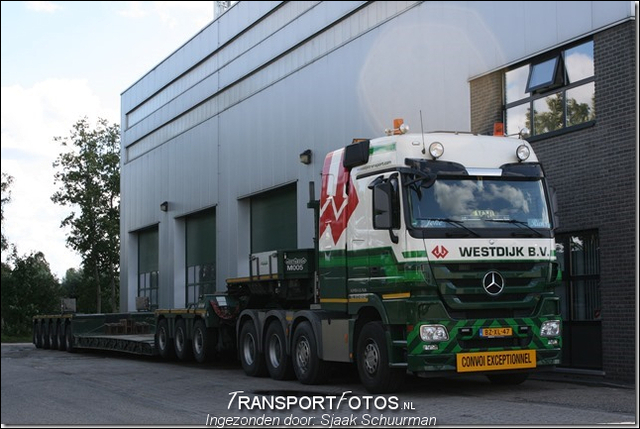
(406, 177, 552, 232)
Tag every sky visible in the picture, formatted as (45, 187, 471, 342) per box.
(1, 1, 220, 280)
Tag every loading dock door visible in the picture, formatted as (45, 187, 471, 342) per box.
(250, 183, 297, 253)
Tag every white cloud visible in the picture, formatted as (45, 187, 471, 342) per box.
(25, 1, 61, 13)
(118, 1, 148, 19)
(119, 1, 213, 30)
(1, 78, 115, 279)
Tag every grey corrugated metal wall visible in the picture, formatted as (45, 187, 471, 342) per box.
(120, 1, 634, 311)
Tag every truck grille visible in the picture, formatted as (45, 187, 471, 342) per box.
(432, 261, 548, 317)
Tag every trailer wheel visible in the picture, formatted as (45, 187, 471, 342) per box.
(49, 322, 59, 350)
(174, 319, 193, 361)
(239, 321, 267, 377)
(65, 323, 76, 353)
(356, 321, 405, 393)
(487, 372, 529, 385)
(265, 321, 295, 380)
(57, 323, 67, 351)
(155, 319, 175, 360)
(292, 321, 329, 385)
(193, 319, 216, 363)
(34, 323, 43, 348)
(42, 323, 51, 349)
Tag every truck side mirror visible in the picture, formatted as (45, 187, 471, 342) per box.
(373, 182, 393, 229)
(372, 175, 400, 231)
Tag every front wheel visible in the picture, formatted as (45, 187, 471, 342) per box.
(291, 321, 329, 385)
(356, 321, 405, 393)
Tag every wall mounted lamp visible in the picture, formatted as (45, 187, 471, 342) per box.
(299, 149, 312, 165)
(160, 201, 169, 212)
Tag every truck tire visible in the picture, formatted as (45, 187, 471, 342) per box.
(49, 322, 59, 350)
(174, 319, 193, 361)
(192, 319, 216, 363)
(65, 323, 76, 353)
(42, 323, 51, 349)
(57, 323, 67, 351)
(239, 321, 267, 377)
(487, 372, 529, 385)
(155, 319, 175, 360)
(265, 321, 295, 380)
(34, 323, 43, 348)
(356, 321, 405, 393)
(292, 321, 329, 385)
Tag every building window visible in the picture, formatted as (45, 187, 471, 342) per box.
(138, 228, 159, 309)
(555, 231, 601, 321)
(505, 40, 595, 138)
(186, 209, 216, 307)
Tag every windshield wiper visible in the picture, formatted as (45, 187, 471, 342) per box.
(485, 219, 544, 237)
(427, 218, 480, 237)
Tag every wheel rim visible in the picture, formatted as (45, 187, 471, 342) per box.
(194, 328, 204, 355)
(295, 335, 310, 374)
(363, 340, 380, 376)
(242, 332, 256, 365)
(268, 334, 283, 369)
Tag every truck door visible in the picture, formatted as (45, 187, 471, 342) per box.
(318, 150, 352, 312)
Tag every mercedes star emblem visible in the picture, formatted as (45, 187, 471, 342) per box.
(482, 271, 505, 296)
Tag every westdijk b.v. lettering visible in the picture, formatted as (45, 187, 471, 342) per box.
(459, 246, 548, 257)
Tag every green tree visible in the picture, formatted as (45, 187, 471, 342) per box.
(51, 117, 120, 313)
(1, 251, 61, 337)
(1, 172, 14, 253)
(61, 267, 97, 313)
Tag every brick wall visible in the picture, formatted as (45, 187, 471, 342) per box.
(470, 71, 503, 136)
(470, 21, 637, 383)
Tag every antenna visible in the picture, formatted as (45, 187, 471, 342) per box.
(419, 110, 426, 154)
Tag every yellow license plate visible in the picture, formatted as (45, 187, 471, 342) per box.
(456, 349, 536, 373)
(480, 327, 513, 338)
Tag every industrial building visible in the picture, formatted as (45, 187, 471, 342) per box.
(120, 1, 636, 383)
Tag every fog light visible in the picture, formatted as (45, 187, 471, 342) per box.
(541, 320, 561, 337)
(420, 324, 449, 342)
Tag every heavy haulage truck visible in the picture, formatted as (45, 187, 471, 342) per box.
(33, 120, 562, 393)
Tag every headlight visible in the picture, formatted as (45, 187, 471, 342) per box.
(429, 142, 444, 159)
(420, 324, 449, 342)
(516, 144, 530, 161)
(540, 320, 561, 337)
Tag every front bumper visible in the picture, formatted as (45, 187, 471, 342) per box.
(406, 317, 562, 374)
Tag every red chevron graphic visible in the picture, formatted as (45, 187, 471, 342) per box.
(319, 151, 358, 245)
